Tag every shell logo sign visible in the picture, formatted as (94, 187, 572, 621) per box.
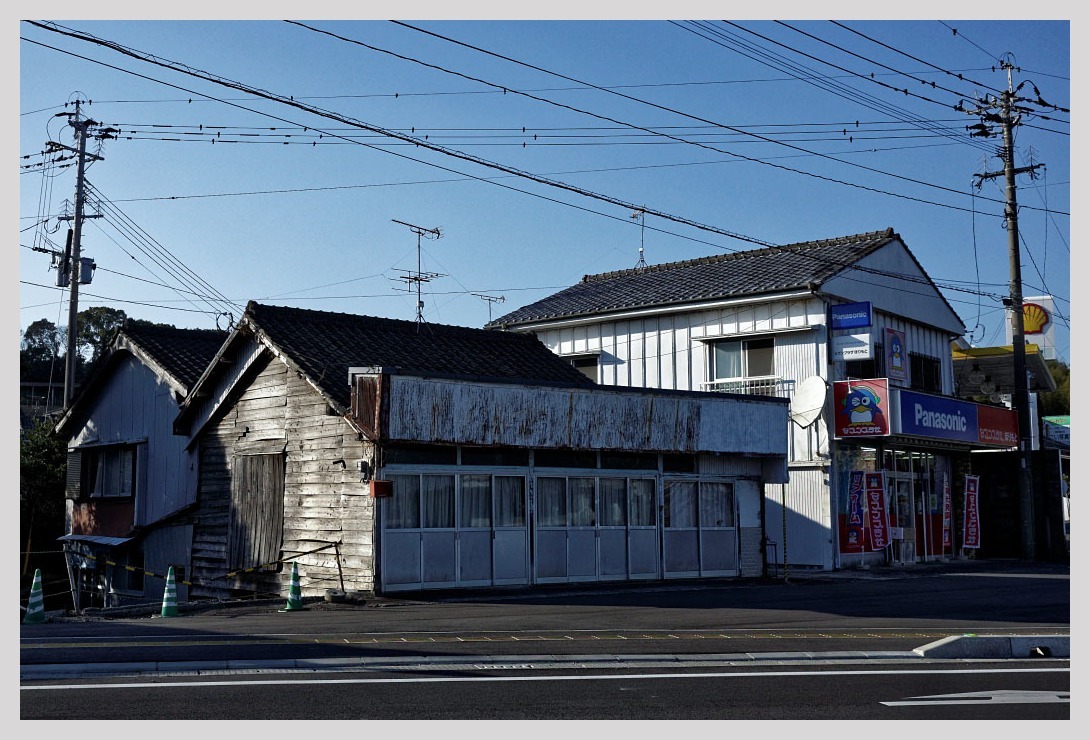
(1022, 302, 1051, 335)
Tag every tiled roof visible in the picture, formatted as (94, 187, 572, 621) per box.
(487, 228, 900, 327)
(121, 323, 228, 392)
(244, 302, 596, 410)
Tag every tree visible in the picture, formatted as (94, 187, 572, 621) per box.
(20, 418, 68, 569)
(21, 319, 63, 366)
(1037, 360, 1070, 419)
(76, 306, 127, 364)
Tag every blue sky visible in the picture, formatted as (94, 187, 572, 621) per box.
(18, 13, 1073, 365)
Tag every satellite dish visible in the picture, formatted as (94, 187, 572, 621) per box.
(790, 375, 828, 428)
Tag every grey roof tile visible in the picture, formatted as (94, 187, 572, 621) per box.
(487, 228, 899, 327)
(122, 323, 228, 392)
(243, 302, 596, 410)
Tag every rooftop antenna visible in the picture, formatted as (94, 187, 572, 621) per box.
(631, 207, 647, 269)
(473, 293, 506, 323)
(392, 219, 443, 330)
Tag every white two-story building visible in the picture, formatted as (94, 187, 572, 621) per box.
(489, 228, 1020, 571)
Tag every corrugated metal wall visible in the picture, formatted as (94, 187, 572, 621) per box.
(764, 466, 831, 569)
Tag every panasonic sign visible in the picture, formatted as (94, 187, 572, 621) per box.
(897, 390, 978, 443)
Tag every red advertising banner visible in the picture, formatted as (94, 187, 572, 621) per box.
(941, 472, 952, 550)
(865, 471, 890, 550)
(977, 404, 1019, 447)
(843, 471, 866, 553)
(962, 475, 981, 549)
(832, 379, 891, 438)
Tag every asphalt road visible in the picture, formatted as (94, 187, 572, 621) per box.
(21, 560, 1069, 672)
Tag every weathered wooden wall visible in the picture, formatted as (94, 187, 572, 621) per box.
(190, 347, 375, 600)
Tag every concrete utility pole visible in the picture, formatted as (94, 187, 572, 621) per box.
(970, 60, 1045, 560)
(62, 101, 93, 407)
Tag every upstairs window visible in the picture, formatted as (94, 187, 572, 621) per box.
(564, 354, 599, 382)
(711, 337, 775, 381)
(83, 444, 139, 499)
(844, 342, 885, 381)
(910, 353, 943, 393)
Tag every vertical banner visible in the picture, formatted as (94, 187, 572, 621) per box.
(844, 471, 866, 553)
(962, 475, 981, 549)
(865, 471, 890, 550)
(884, 328, 907, 383)
(941, 472, 952, 550)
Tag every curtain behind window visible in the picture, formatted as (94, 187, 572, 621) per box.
(629, 479, 656, 526)
(459, 474, 492, 528)
(537, 477, 566, 526)
(699, 481, 734, 527)
(388, 475, 421, 529)
(494, 476, 525, 527)
(665, 481, 697, 528)
(599, 478, 627, 527)
(422, 474, 455, 528)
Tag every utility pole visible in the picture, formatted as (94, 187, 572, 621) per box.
(968, 59, 1046, 561)
(391, 219, 443, 330)
(58, 101, 98, 406)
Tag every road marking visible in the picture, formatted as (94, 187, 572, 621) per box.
(22, 666, 1068, 691)
(882, 690, 1070, 706)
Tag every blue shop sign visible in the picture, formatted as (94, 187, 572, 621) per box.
(830, 301, 872, 330)
(898, 390, 979, 443)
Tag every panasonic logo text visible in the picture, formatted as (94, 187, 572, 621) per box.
(914, 403, 968, 432)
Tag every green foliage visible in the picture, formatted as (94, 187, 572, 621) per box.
(76, 306, 127, 363)
(1037, 360, 1070, 418)
(20, 418, 67, 536)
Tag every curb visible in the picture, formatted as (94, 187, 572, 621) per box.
(914, 634, 1070, 659)
(21, 634, 1069, 680)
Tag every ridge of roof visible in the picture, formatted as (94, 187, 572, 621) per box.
(580, 227, 897, 284)
(487, 228, 899, 328)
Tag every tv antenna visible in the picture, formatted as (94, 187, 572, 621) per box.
(392, 219, 443, 329)
(631, 208, 647, 269)
(473, 293, 506, 323)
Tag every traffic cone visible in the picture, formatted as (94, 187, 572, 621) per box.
(23, 568, 45, 624)
(160, 566, 179, 617)
(280, 562, 304, 612)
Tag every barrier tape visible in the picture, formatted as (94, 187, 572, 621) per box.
(64, 541, 341, 589)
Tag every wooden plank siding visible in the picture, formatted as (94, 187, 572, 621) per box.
(190, 348, 375, 600)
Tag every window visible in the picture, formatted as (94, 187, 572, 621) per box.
(537, 477, 567, 526)
(494, 477, 526, 527)
(910, 353, 943, 393)
(708, 337, 777, 395)
(386, 474, 456, 529)
(629, 479, 657, 526)
(83, 444, 139, 498)
(699, 482, 735, 528)
(565, 354, 599, 382)
(227, 453, 285, 570)
(459, 474, 492, 528)
(844, 342, 884, 380)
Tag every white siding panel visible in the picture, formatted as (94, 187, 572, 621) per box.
(764, 466, 831, 569)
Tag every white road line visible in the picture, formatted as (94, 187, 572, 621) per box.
(22, 666, 1068, 691)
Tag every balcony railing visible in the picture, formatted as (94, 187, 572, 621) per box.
(701, 376, 794, 399)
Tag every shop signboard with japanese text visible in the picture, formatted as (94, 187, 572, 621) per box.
(865, 471, 890, 550)
(843, 471, 866, 553)
(832, 379, 890, 438)
(962, 475, 981, 549)
(976, 404, 1019, 447)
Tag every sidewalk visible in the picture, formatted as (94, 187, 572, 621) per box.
(42, 556, 1068, 623)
